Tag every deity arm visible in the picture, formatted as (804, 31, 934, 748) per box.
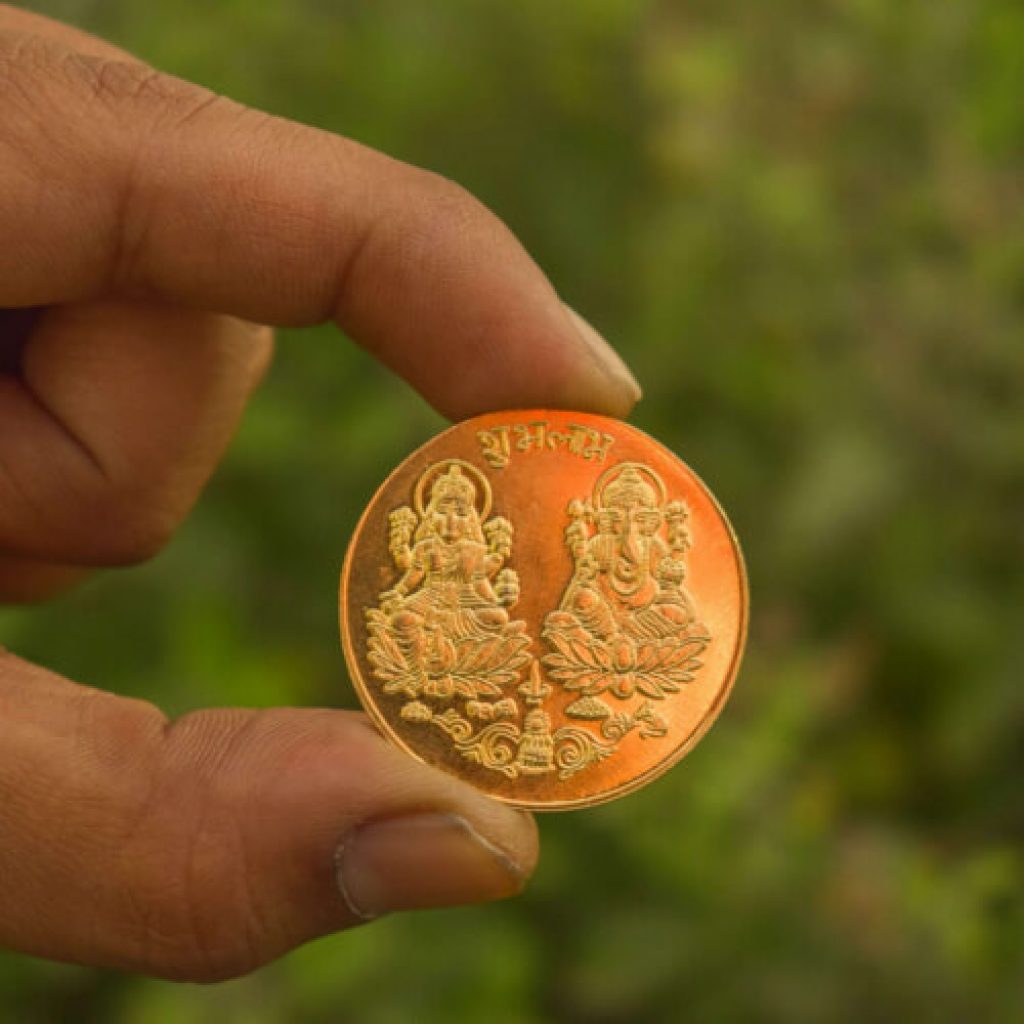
(650, 536, 670, 571)
(654, 557, 686, 590)
(388, 566, 423, 598)
(462, 542, 517, 607)
(652, 538, 686, 587)
(383, 542, 429, 601)
(664, 501, 692, 554)
(388, 540, 411, 572)
(564, 500, 591, 562)
(387, 506, 418, 570)
(475, 575, 503, 604)
(483, 516, 513, 565)
(492, 567, 520, 608)
(582, 533, 611, 571)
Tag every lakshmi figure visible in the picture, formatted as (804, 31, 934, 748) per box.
(368, 461, 530, 702)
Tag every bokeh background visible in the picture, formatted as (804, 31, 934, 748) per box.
(2, 0, 1022, 1020)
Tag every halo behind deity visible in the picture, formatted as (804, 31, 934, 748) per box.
(413, 459, 493, 521)
(593, 461, 668, 510)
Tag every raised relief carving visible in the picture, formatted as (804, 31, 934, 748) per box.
(365, 460, 531, 710)
(365, 455, 710, 782)
(542, 462, 711, 738)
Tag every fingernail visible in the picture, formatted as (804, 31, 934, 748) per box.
(335, 813, 527, 920)
(563, 304, 642, 410)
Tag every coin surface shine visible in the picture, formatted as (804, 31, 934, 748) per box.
(340, 410, 747, 811)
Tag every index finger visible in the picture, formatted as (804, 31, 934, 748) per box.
(0, 16, 639, 420)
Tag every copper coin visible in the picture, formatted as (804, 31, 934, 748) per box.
(340, 410, 748, 810)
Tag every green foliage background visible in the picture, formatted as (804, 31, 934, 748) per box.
(3, 0, 1023, 1020)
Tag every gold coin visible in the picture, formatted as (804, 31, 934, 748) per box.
(339, 410, 748, 810)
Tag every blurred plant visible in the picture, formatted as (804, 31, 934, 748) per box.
(2, 0, 1021, 1021)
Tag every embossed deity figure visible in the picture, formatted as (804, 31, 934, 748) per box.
(543, 462, 711, 715)
(366, 461, 531, 706)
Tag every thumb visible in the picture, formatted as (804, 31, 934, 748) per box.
(0, 651, 535, 981)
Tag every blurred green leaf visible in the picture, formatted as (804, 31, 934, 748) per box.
(5, 0, 1023, 1020)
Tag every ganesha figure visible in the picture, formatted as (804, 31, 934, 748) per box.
(366, 460, 531, 707)
(542, 462, 711, 718)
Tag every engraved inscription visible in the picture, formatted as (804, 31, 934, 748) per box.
(477, 421, 615, 469)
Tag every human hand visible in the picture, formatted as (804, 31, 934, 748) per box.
(0, 5, 639, 981)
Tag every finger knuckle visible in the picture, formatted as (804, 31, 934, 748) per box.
(412, 171, 499, 244)
(58, 50, 222, 129)
(77, 482, 182, 566)
(0, 29, 52, 78)
(120, 824, 269, 982)
(383, 170, 514, 298)
(78, 688, 168, 765)
(118, 708, 374, 980)
(0, 34, 174, 123)
(116, 773, 286, 980)
(0, 32, 59, 124)
(0, 33, 224, 202)
(0, 33, 225, 151)
(65, 54, 164, 107)
(7, 466, 187, 567)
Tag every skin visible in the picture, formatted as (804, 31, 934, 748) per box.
(0, 5, 639, 982)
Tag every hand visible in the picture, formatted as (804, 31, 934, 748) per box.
(0, 5, 640, 981)
(494, 568, 521, 608)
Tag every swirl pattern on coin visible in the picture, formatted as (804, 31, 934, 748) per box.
(340, 410, 747, 810)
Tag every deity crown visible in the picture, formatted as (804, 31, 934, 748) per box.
(431, 464, 476, 506)
(603, 466, 658, 510)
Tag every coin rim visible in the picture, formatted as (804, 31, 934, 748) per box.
(339, 410, 749, 812)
